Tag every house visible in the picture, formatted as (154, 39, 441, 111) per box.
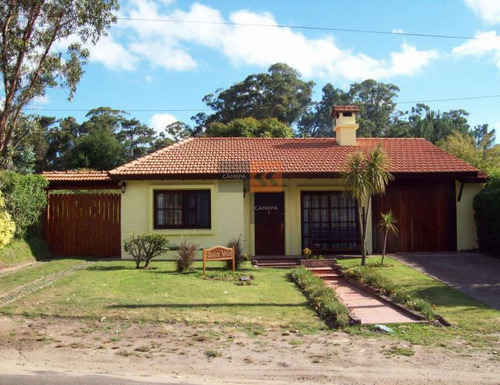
(43, 106, 486, 258)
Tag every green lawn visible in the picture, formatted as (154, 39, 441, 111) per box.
(0, 260, 325, 331)
(339, 256, 500, 349)
(0, 236, 52, 269)
(0, 258, 85, 296)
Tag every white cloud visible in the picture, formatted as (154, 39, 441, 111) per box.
(464, 0, 500, 24)
(89, 35, 138, 71)
(32, 95, 50, 104)
(453, 31, 500, 69)
(107, 1, 439, 81)
(150, 113, 178, 132)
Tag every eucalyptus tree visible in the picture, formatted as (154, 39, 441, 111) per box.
(0, 0, 119, 164)
(343, 144, 393, 266)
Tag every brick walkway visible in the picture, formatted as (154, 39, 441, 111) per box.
(310, 267, 419, 324)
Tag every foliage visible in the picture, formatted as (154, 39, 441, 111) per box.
(0, 0, 119, 162)
(0, 191, 15, 248)
(439, 131, 500, 176)
(123, 233, 169, 269)
(343, 144, 394, 265)
(0, 172, 48, 237)
(473, 176, 500, 256)
(0, 234, 52, 269)
(206, 117, 294, 138)
(377, 211, 398, 265)
(289, 266, 350, 328)
(175, 240, 198, 273)
(226, 236, 245, 270)
(343, 265, 436, 320)
(200, 63, 314, 129)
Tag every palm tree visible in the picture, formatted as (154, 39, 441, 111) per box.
(378, 210, 398, 266)
(344, 144, 393, 266)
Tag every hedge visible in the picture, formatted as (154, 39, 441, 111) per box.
(0, 172, 48, 237)
(473, 176, 500, 256)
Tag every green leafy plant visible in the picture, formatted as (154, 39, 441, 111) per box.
(343, 144, 394, 266)
(226, 236, 244, 270)
(289, 266, 350, 328)
(0, 172, 48, 237)
(378, 210, 398, 265)
(123, 233, 169, 269)
(474, 176, 500, 256)
(0, 191, 15, 248)
(176, 240, 198, 273)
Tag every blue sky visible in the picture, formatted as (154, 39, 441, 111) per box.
(27, 0, 500, 143)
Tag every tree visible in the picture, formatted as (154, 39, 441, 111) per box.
(165, 121, 193, 142)
(69, 127, 125, 170)
(203, 63, 314, 128)
(117, 118, 156, 161)
(348, 80, 400, 137)
(298, 83, 349, 137)
(0, 0, 119, 164)
(439, 131, 500, 176)
(472, 124, 495, 152)
(343, 144, 394, 266)
(378, 211, 398, 266)
(205, 117, 294, 138)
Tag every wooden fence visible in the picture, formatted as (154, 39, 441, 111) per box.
(45, 193, 121, 257)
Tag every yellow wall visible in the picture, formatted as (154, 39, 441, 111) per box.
(121, 178, 371, 258)
(121, 179, 245, 259)
(456, 181, 483, 251)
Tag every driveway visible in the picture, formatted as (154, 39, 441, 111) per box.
(393, 252, 500, 310)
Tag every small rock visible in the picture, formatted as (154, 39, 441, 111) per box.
(374, 324, 394, 334)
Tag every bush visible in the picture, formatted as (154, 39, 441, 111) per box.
(123, 233, 169, 269)
(0, 171, 48, 237)
(0, 191, 15, 249)
(343, 266, 437, 320)
(175, 240, 198, 273)
(289, 266, 350, 328)
(226, 236, 245, 270)
(474, 176, 500, 256)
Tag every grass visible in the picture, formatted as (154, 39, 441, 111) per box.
(0, 258, 85, 296)
(339, 256, 500, 349)
(0, 260, 325, 331)
(0, 235, 52, 269)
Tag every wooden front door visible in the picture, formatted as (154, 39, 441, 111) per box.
(254, 192, 285, 255)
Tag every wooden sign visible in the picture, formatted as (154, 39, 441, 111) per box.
(203, 246, 235, 275)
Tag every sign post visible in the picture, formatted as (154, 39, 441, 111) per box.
(202, 246, 235, 276)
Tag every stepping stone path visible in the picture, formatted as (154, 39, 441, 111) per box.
(308, 266, 420, 324)
(0, 262, 88, 307)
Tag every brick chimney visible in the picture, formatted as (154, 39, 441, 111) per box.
(332, 105, 360, 146)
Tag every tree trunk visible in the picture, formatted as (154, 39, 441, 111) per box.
(361, 206, 367, 266)
(381, 229, 388, 266)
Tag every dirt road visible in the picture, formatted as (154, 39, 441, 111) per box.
(0, 316, 498, 385)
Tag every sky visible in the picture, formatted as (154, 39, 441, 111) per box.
(26, 0, 500, 143)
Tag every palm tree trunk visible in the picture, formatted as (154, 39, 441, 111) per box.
(381, 229, 388, 266)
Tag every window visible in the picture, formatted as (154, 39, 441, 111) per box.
(301, 191, 359, 252)
(154, 190, 211, 229)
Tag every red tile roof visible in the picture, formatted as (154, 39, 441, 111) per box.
(332, 105, 360, 114)
(108, 137, 481, 179)
(43, 170, 112, 182)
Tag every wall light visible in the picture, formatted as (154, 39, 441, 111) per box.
(119, 182, 127, 194)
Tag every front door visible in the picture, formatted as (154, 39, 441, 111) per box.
(254, 192, 285, 255)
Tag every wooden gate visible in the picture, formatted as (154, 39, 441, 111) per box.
(45, 193, 121, 257)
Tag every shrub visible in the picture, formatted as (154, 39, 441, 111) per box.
(123, 233, 169, 269)
(226, 236, 244, 270)
(289, 266, 350, 328)
(343, 266, 437, 320)
(176, 240, 198, 273)
(474, 176, 500, 256)
(0, 171, 48, 237)
(0, 191, 15, 249)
